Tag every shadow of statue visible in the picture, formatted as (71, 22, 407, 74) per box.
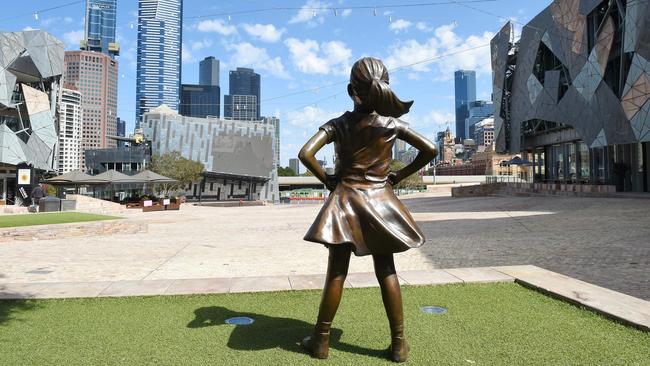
(187, 306, 386, 360)
(0, 278, 38, 326)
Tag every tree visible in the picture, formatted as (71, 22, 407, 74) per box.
(390, 160, 422, 189)
(150, 151, 204, 196)
(277, 166, 297, 176)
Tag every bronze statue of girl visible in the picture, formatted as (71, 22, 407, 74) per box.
(298, 57, 438, 363)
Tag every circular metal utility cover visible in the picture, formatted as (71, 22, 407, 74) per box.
(225, 317, 255, 325)
(421, 306, 448, 315)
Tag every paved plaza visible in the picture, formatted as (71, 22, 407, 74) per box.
(0, 192, 648, 300)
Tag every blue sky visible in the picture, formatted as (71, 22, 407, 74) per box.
(3, 0, 550, 167)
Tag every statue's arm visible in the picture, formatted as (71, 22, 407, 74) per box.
(298, 130, 330, 186)
(391, 128, 438, 184)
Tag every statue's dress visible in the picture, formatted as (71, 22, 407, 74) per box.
(304, 111, 425, 256)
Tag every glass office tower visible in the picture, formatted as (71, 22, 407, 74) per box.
(455, 70, 477, 140)
(224, 67, 261, 120)
(135, 0, 182, 128)
(82, 0, 119, 57)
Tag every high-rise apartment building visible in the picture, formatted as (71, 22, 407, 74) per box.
(64, 50, 119, 169)
(135, 0, 182, 128)
(81, 0, 119, 57)
(199, 56, 219, 86)
(454, 70, 476, 140)
(58, 88, 83, 174)
(224, 67, 260, 120)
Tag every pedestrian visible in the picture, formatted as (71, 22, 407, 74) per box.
(31, 183, 44, 206)
(298, 57, 437, 362)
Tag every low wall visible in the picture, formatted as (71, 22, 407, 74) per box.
(452, 182, 619, 198)
(195, 200, 266, 208)
(0, 220, 148, 242)
(452, 183, 507, 197)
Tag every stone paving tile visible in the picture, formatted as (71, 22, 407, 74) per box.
(288, 274, 354, 291)
(229, 276, 291, 293)
(495, 265, 650, 332)
(0, 283, 47, 299)
(346, 272, 408, 288)
(398, 270, 463, 286)
(99, 280, 174, 297)
(444, 267, 515, 284)
(28, 282, 111, 299)
(165, 278, 231, 295)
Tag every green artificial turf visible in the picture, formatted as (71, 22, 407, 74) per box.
(0, 283, 648, 365)
(0, 212, 120, 228)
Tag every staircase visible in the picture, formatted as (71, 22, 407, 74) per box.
(66, 194, 130, 215)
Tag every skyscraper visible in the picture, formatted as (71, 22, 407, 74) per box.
(135, 0, 182, 128)
(199, 56, 220, 86)
(454, 70, 476, 140)
(64, 50, 119, 169)
(81, 0, 119, 57)
(180, 84, 220, 118)
(181, 57, 220, 118)
(224, 67, 260, 120)
(289, 158, 300, 175)
(116, 117, 126, 147)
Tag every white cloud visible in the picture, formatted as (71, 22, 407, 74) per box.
(284, 38, 352, 75)
(389, 19, 412, 33)
(407, 109, 455, 137)
(384, 22, 494, 80)
(289, 0, 330, 26)
(242, 23, 285, 43)
(415, 22, 433, 32)
(64, 17, 73, 24)
(227, 42, 289, 79)
(191, 39, 213, 51)
(63, 30, 84, 48)
(196, 19, 237, 36)
(341, 9, 352, 17)
(286, 105, 341, 129)
(182, 39, 213, 64)
(182, 43, 194, 63)
(22, 26, 37, 31)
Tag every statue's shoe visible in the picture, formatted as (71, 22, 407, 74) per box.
(387, 338, 409, 363)
(301, 334, 329, 359)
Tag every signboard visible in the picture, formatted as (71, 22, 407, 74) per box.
(163, 199, 170, 205)
(143, 200, 153, 207)
(18, 169, 31, 185)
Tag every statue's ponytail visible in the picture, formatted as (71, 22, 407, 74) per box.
(350, 57, 413, 118)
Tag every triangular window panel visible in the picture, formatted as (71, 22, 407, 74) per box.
(533, 42, 572, 102)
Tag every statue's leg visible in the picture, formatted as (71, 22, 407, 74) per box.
(373, 254, 408, 363)
(302, 244, 352, 359)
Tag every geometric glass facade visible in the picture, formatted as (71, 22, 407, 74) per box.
(82, 0, 119, 58)
(135, 0, 182, 128)
(491, 0, 650, 192)
(455, 70, 477, 140)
